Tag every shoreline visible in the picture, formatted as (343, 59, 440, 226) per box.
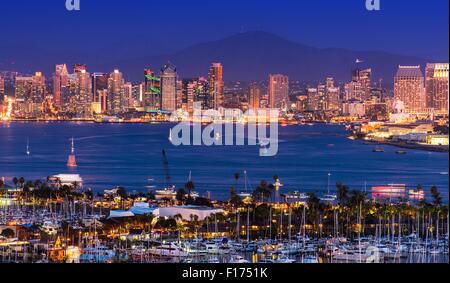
(361, 138, 449, 153)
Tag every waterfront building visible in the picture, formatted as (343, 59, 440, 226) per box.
(0, 76, 5, 102)
(342, 99, 365, 118)
(317, 84, 327, 111)
(14, 76, 33, 116)
(248, 83, 260, 109)
(176, 80, 183, 110)
(208, 63, 224, 110)
(394, 66, 426, 114)
(154, 205, 224, 221)
(75, 69, 93, 118)
(108, 69, 125, 115)
(352, 68, 372, 101)
(53, 64, 69, 110)
(268, 74, 289, 109)
(143, 69, 161, 111)
(160, 63, 177, 112)
(122, 82, 133, 110)
(307, 88, 319, 111)
(425, 63, 449, 115)
(92, 73, 109, 104)
(326, 87, 340, 111)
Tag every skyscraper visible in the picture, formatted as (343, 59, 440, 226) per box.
(425, 63, 449, 114)
(144, 69, 161, 111)
(352, 68, 372, 101)
(394, 66, 426, 114)
(108, 69, 124, 115)
(160, 63, 177, 112)
(75, 69, 93, 118)
(31, 72, 46, 104)
(326, 87, 340, 111)
(307, 88, 319, 111)
(268, 74, 289, 109)
(92, 72, 109, 104)
(208, 63, 224, 109)
(0, 76, 5, 102)
(53, 64, 69, 110)
(248, 84, 261, 109)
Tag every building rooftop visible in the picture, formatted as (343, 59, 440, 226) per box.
(395, 65, 423, 78)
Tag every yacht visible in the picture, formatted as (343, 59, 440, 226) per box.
(154, 186, 177, 200)
(41, 220, 60, 235)
(148, 242, 188, 257)
(229, 255, 249, 263)
(79, 246, 116, 263)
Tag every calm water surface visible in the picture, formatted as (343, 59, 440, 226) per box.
(0, 122, 448, 201)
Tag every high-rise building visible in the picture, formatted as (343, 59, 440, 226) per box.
(160, 63, 177, 112)
(394, 66, 426, 114)
(0, 76, 5, 102)
(317, 84, 327, 111)
(208, 63, 224, 109)
(14, 76, 33, 100)
(307, 88, 319, 111)
(326, 87, 340, 111)
(268, 74, 289, 109)
(53, 64, 69, 110)
(75, 69, 92, 118)
(176, 80, 183, 110)
(144, 69, 161, 111)
(108, 69, 124, 115)
(352, 68, 372, 101)
(122, 82, 133, 110)
(73, 64, 87, 74)
(92, 73, 109, 104)
(31, 72, 46, 104)
(425, 63, 449, 114)
(248, 84, 261, 109)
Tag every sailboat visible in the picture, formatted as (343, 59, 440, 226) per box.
(26, 138, 30, 156)
(320, 173, 337, 202)
(67, 137, 77, 168)
(238, 171, 252, 198)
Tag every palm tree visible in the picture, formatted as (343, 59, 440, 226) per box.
(336, 182, 349, 205)
(430, 186, 442, 207)
(12, 177, 19, 188)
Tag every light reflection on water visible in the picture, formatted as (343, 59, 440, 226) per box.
(0, 122, 448, 201)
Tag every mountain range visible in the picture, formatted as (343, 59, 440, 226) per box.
(0, 31, 439, 85)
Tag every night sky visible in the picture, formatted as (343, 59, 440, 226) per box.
(0, 0, 448, 60)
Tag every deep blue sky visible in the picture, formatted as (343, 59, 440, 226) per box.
(0, 0, 448, 60)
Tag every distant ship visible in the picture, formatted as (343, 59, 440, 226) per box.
(67, 137, 77, 168)
(26, 138, 30, 156)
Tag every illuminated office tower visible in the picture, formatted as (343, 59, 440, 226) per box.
(176, 80, 183, 110)
(123, 82, 133, 110)
(15, 76, 33, 100)
(307, 88, 319, 111)
(326, 77, 334, 89)
(92, 73, 109, 103)
(73, 64, 87, 74)
(352, 68, 372, 101)
(98, 89, 108, 114)
(108, 69, 125, 115)
(425, 63, 449, 114)
(0, 76, 5, 102)
(317, 84, 327, 111)
(160, 63, 177, 112)
(131, 84, 144, 109)
(326, 87, 341, 111)
(268, 74, 289, 109)
(53, 64, 69, 110)
(208, 63, 224, 109)
(394, 66, 426, 114)
(75, 69, 93, 118)
(31, 72, 46, 103)
(144, 69, 161, 111)
(248, 84, 261, 109)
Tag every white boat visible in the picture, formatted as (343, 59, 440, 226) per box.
(229, 255, 249, 263)
(80, 246, 116, 263)
(148, 242, 189, 257)
(26, 138, 30, 156)
(41, 220, 60, 235)
(205, 243, 219, 254)
(154, 186, 177, 200)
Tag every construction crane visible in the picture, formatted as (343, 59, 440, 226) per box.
(162, 149, 172, 188)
